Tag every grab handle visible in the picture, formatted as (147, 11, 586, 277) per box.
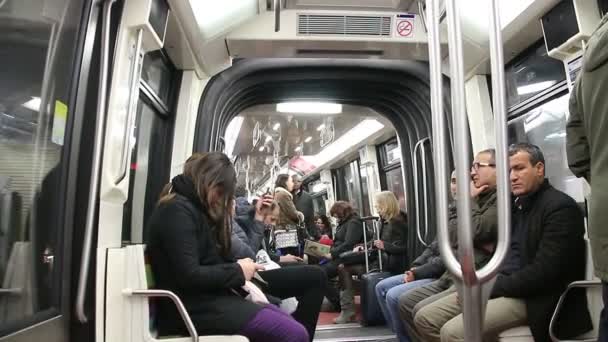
(75, 0, 116, 323)
(114, 28, 143, 184)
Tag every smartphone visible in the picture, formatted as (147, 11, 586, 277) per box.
(265, 187, 271, 195)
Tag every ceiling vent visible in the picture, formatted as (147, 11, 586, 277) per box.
(297, 14, 392, 36)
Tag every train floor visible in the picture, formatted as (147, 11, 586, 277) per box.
(314, 296, 397, 342)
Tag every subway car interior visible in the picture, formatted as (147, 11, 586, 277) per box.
(1, 0, 607, 341)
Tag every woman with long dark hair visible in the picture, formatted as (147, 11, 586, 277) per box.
(146, 152, 308, 342)
(314, 214, 333, 240)
(319, 201, 364, 314)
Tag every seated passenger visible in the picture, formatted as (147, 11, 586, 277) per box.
(375, 171, 458, 341)
(234, 184, 252, 217)
(399, 149, 499, 341)
(234, 195, 327, 340)
(234, 195, 303, 264)
(334, 191, 408, 324)
(414, 143, 592, 342)
(315, 214, 334, 242)
(320, 201, 365, 312)
(146, 152, 309, 342)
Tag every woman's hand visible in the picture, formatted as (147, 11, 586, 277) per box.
(280, 254, 303, 263)
(254, 194, 274, 222)
(373, 240, 385, 250)
(353, 245, 364, 252)
(237, 258, 265, 281)
(324, 253, 332, 260)
(296, 211, 305, 223)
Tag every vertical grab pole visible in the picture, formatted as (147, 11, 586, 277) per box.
(76, 0, 116, 323)
(427, 0, 512, 340)
(476, 0, 511, 283)
(427, 0, 462, 283)
(443, 0, 482, 340)
(413, 140, 428, 246)
(420, 138, 430, 242)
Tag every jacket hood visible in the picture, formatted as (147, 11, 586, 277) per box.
(584, 15, 608, 72)
(171, 174, 200, 207)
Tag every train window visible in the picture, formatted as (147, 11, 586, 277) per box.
(333, 159, 369, 215)
(378, 139, 406, 209)
(600, 0, 608, 16)
(140, 51, 175, 105)
(505, 40, 567, 110)
(122, 53, 178, 244)
(0, 0, 86, 335)
(508, 91, 584, 201)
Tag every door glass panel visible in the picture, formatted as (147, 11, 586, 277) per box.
(385, 167, 406, 210)
(334, 161, 364, 212)
(122, 98, 173, 243)
(0, 0, 85, 333)
(359, 166, 371, 217)
(141, 51, 174, 105)
(312, 194, 327, 216)
(508, 93, 584, 202)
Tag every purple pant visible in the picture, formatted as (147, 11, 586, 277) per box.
(240, 304, 309, 342)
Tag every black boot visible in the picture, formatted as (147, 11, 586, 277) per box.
(325, 284, 341, 312)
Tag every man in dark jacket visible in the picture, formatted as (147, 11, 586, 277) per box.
(566, 14, 608, 341)
(292, 175, 317, 239)
(414, 143, 592, 342)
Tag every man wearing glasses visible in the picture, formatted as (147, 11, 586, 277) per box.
(396, 149, 499, 342)
(414, 143, 591, 342)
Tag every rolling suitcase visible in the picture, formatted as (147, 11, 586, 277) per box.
(360, 216, 391, 326)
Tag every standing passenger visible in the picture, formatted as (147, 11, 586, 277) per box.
(566, 14, 608, 342)
(292, 175, 317, 240)
(274, 174, 305, 256)
(146, 153, 309, 342)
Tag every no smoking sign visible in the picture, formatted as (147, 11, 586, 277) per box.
(395, 14, 415, 38)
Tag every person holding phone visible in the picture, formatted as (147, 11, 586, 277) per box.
(146, 153, 309, 341)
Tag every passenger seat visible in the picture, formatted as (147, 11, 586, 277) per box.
(498, 236, 601, 341)
(106, 244, 248, 342)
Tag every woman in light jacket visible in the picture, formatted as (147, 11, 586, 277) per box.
(273, 174, 304, 255)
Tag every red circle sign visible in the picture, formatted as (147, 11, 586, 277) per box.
(397, 20, 413, 37)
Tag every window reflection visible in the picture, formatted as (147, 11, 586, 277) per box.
(378, 138, 406, 210)
(0, 0, 85, 332)
(385, 168, 406, 210)
(505, 41, 566, 109)
(508, 93, 584, 202)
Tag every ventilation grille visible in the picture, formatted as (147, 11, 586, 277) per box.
(298, 14, 392, 36)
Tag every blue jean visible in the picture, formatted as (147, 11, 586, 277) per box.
(375, 275, 435, 342)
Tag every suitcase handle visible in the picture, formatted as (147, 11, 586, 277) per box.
(361, 216, 380, 221)
(362, 219, 383, 273)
